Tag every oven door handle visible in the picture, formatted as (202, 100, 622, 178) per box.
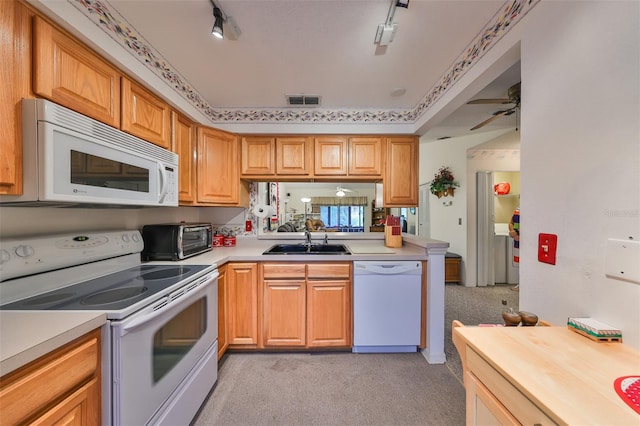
(121, 273, 216, 333)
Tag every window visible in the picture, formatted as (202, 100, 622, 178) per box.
(319, 205, 365, 231)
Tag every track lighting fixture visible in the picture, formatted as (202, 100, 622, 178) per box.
(211, 7, 223, 39)
(375, 0, 409, 46)
(209, 0, 241, 41)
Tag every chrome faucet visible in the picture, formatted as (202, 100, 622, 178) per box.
(304, 229, 312, 246)
(323, 233, 328, 245)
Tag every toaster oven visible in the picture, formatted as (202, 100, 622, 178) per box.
(141, 223, 213, 261)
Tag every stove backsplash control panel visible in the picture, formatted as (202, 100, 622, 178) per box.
(0, 230, 144, 282)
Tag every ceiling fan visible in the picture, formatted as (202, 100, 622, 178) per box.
(467, 82, 521, 131)
(336, 186, 354, 197)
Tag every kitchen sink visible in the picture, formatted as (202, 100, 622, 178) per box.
(263, 243, 351, 255)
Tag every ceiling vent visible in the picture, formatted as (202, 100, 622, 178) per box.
(286, 95, 321, 107)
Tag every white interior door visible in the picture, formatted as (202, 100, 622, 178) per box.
(476, 172, 495, 286)
(418, 184, 430, 238)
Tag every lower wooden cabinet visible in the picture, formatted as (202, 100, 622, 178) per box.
(263, 279, 307, 347)
(307, 280, 351, 347)
(226, 262, 260, 347)
(217, 264, 228, 359)
(0, 328, 101, 425)
(261, 262, 352, 349)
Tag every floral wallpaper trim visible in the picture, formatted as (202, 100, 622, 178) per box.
(69, 0, 539, 125)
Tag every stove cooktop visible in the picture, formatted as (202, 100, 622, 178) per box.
(0, 264, 211, 313)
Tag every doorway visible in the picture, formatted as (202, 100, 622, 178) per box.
(475, 170, 520, 287)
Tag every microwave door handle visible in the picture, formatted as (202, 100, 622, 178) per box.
(158, 162, 168, 203)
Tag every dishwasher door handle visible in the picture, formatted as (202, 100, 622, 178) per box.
(354, 262, 421, 275)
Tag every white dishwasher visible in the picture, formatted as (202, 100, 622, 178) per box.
(353, 261, 422, 353)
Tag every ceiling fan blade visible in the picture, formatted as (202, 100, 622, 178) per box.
(467, 98, 514, 105)
(469, 109, 511, 131)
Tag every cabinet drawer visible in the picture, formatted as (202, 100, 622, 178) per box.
(307, 263, 350, 279)
(467, 348, 556, 425)
(263, 263, 306, 279)
(0, 329, 100, 425)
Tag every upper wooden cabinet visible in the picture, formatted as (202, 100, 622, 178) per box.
(32, 15, 121, 128)
(241, 136, 275, 175)
(197, 126, 249, 206)
(313, 136, 384, 178)
(384, 136, 418, 206)
(241, 136, 311, 178)
(121, 78, 171, 149)
(171, 111, 196, 204)
(348, 136, 383, 176)
(0, 0, 33, 195)
(314, 136, 348, 176)
(276, 137, 311, 175)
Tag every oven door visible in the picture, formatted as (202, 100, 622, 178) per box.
(111, 271, 218, 426)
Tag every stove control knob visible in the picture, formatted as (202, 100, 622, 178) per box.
(15, 245, 34, 258)
(132, 233, 140, 243)
(121, 234, 130, 243)
(0, 249, 10, 264)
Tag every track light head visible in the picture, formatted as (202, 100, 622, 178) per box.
(212, 7, 224, 39)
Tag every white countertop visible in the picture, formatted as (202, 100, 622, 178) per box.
(0, 311, 106, 376)
(166, 237, 445, 266)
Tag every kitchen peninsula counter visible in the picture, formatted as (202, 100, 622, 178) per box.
(1, 237, 449, 375)
(0, 311, 106, 376)
(172, 237, 446, 266)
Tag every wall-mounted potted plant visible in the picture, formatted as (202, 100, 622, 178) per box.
(429, 166, 460, 198)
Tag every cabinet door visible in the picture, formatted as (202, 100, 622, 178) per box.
(348, 137, 383, 176)
(33, 15, 121, 127)
(217, 265, 228, 359)
(263, 280, 306, 347)
(465, 371, 519, 426)
(276, 137, 311, 175)
(171, 111, 197, 204)
(384, 137, 418, 206)
(0, 329, 101, 425)
(307, 280, 351, 347)
(241, 136, 275, 176)
(121, 78, 171, 148)
(314, 136, 347, 176)
(197, 126, 244, 205)
(227, 263, 259, 346)
(0, 0, 32, 195)
(30, 377, 100, 426)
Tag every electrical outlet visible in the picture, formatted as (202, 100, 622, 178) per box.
(605, 238, 640, 284)
(245, 220, 252, 232)
(538, 233, 558, 265)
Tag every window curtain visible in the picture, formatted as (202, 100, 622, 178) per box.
(310, 196, 368, 213)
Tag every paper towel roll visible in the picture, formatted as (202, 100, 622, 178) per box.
(253, 204, 273, 218)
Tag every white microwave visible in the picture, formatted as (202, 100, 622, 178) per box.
(1, 99, 178, 207)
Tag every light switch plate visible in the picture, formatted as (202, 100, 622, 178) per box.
(605, 238, 640, 284)
(538, 233, 558, 265)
